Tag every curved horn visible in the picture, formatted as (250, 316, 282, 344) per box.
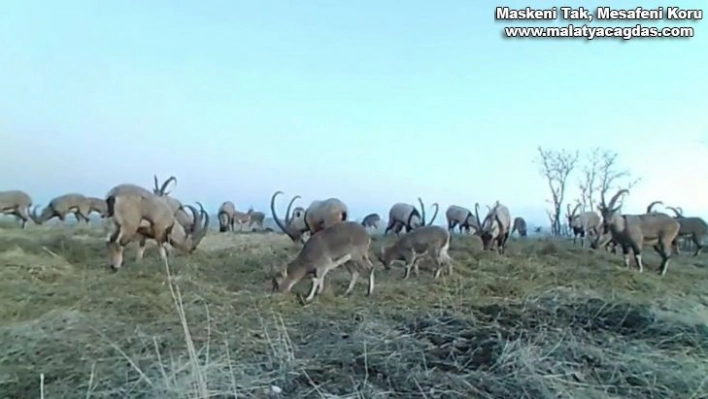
(570, 203, 581, 218)
(30, 205, 41, 224)
(607, 189, 629, 210)
(426, 203, 440, 226)
(375, 244, 386, 266)
(666, 206, 683, 218)
(183, 204, 200, 227)
(646, 200, 663, 214)
(192, 202, 210, 244)
(153, 175, 160, 193)
(159, 176, 177, 195)
(676, 206, 684, 215)
(284, 195, 302, 225)
(417, 197, 426, 225)
(270, 191, 297, 241)
(474, 203, 482, 229)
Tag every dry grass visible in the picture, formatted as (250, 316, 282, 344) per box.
(1, 222, 708, 398)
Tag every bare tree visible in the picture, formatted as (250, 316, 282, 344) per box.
(536, 147, 579, 236)
(579, 149, 639, 207)
(598, 150, 640, 203)
(578, 147, 602, 212)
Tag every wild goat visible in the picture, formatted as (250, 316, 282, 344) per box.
(247, 208, 265, 230)
(232, 210, 251, 230)
(511, 217, 527, 237)
(377, 225, 453, 279)
(270, 191, 348, 243)
(475, 202, 512, 254)
(218, 201, 236, 232)
(384, 198, 439, 235)
(271, 221, 374, 303)
(152, 175, 198, 233)
(361, 213, 381, 230)
(566, 203, 602, 247)
(105, 184, 210, 270)
(105, 182, 208, 245)
(84, 197, 108, 219)
(0, 190, 34, 228)
(665, 206, 707, 256)
(31, 193, 91, 225)
(445, 205, 478, 234)
(591, 189, 680, 275)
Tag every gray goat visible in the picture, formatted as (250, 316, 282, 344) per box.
(591, 189, 680, 275)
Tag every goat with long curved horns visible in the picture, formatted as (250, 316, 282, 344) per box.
(152, 175, 202, 233)
(664, 206, 708, 256)
(384, 198, 439, 235)
(270, 191, 348, 243)
(105, 184, 210, 270)
(591, 189, 679, 276)
(475, 201, 512, 254)
(566, 202, 602, 248)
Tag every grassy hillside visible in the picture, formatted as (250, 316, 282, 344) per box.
(0, 224, 707, 398)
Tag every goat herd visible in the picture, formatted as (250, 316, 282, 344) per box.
(1, 175, 706, 303)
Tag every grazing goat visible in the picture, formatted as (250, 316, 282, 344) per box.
(445, 205, 478, 234)
(665, 206, 708, 256)
(152, 175, 199, 233)
(475, 202, 512, 254)
(377, 225, 453, 279)
(566, 203, 602, 247)
(31, 193, 91, 225)
(511, 217, 527, 237)
(271, 221, 374, 303)
(0, 190, 34, 228)
(361, 213, 381, 230)
(105, 184, 210, 270)
(271, 191, 348, 243)
(218, 201, 236, 232)
(384, 198, 439, 235)
(591, 189, 680, 275)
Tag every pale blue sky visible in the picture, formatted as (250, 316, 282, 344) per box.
(1, 1, 705, 226)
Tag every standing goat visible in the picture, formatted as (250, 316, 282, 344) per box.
(271, 221, 375, 303)
(218, 201, 236, 232)
(591, 189, 679, 275)
(665, 206, 707, 256)
(247, 208, 265, 230)
(270, 191, 348, 243)
(31, 193, 91, 225)
(377, 225, 453, 279)
(105, 184, 210, 270)
(384, 198, 439, 235)
(511, 217, 527, 237)
(445, 205, 478, 234)
(361, 213, 381, 230)
(475, 202, 512, 254)
(566, 203, 602, 247)
(0, 190, 34, 228)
